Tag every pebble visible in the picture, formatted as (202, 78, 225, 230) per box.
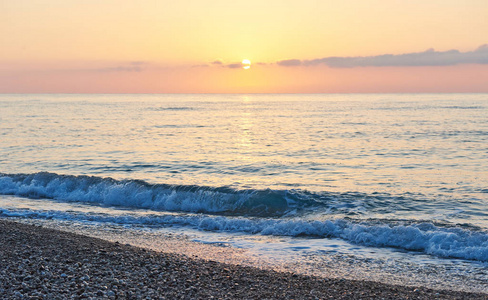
(0, 220, 486, 300)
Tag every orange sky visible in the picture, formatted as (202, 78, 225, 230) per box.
(1, 0, 488, 93)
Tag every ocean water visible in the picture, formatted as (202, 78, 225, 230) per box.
(1, 94, 488, 291)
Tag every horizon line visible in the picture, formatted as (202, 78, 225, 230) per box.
(2, 92, 488, 95)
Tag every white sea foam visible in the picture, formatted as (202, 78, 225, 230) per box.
(2, 204, 488, 262)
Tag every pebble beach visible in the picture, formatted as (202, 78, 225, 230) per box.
(1, 219, 487, 299)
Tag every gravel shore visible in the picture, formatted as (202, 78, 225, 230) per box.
(1, 219, 486, 299)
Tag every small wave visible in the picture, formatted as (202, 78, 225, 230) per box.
(2, 207, 488, 262)
(147, 106, 194, 111)
(441, 106, 485, 110)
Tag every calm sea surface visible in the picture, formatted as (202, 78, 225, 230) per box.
(1, 94, 488, 290)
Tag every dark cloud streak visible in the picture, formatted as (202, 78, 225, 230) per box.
(276, 45, 488, 68)
(277, 59, 302, 66)
(225, 63, 243, 69)
(95, 66, 143, 72)
(91, 61, 149, 72)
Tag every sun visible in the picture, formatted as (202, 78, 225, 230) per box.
(242, 59, 251, 70)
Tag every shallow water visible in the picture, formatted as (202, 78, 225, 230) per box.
(1, 93, 488, 291)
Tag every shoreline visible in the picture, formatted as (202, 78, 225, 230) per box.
(13, 217, 488, 294)
(1, 219, 487, 299)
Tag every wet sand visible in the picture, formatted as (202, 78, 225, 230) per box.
(1, 219, 486, 299)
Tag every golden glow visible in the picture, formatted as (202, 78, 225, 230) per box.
(1, 0, 487, 93)
(242, 59, 251, 70)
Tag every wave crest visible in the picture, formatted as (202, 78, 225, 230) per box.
(2, 206, 488, 262)
(0, 172, 313, 217)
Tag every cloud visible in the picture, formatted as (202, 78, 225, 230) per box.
(95, 66, 143, 72)
(193, 60, 245, 69)
(276, 45, 488, 68)
(225, 63, 243, 69)
(92, 61, 148, 72)
(476, 44, 488, 51)
(277, 59, 302, 66)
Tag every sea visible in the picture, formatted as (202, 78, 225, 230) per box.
(1, 93, 488, 292)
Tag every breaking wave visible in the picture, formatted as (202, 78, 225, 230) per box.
(2, 172, 488, 262)
(1, 207, 488, 262)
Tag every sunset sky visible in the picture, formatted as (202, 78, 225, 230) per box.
(1, 0, 487, 93)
